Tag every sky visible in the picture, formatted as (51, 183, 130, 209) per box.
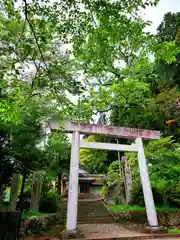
(143, 0, 180, 34)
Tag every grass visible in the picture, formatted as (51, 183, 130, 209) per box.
(168, 229, 180, 233)
(107, 204, 145, 212)
(107, 204, 179, 213)
(22, 211, 41, 220)
(0, 203, 41, 220)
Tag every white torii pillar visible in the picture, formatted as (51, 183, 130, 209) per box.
(136, 137, 158, 228)
(66, 131, 80, 233)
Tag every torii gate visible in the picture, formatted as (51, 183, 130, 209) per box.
(49, 120, 160, 233)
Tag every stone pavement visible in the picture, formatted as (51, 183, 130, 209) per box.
(78, 223, 151, 239)
(77, 223, 180, 240)
(25, 223, 180, 240)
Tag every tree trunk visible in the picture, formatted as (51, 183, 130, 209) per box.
(0, 184, 5, 201)
(57, 173, 62, 196)
(30, 171, 43, 212)
(9, 173, 20, 211)
(18, 172, 27, 211)
(0, 172, 7, 200)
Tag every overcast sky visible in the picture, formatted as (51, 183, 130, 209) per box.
(143, 0, 180, 33)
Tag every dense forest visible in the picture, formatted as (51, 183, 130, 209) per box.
(0, 0, 180, 210)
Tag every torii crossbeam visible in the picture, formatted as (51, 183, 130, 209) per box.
(49, 120, 160, 232)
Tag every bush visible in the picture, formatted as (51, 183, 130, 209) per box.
(131, 181, 145, 206)
(131, 181, 168, 207)
(100, 185, 107, 199)
(166, 181, 180, 208)
(112, 194, 124, 204)
(39, 191, 59, 213)
(131, 164, 180, 208)
(0, 202, 8, 210)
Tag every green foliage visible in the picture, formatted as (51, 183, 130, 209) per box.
(107, 204, 145, 212)
(11, 106, 48, 173)
(102, 161, 125, 204)
(80, 135, 108, 173)
(127, 136, 180, 165)
(0, 202, 8, 210)
(107, 204, 179, 213)
(45, 132, 70, 180)
(0, 98, 52, 199)
(155, 12, 180, 88)
(168, 229, 180, 233)
(127, 137, 180, 207)
(145, 137, 180, 164)
(22, 211, 41, 220)
(39, 191, 60, 213)
(106, 161, 121, 186)
(131, 182, 145, 206)
(131, 165, 180, 208)
(110, 79, 154, 129)
(0, 0, 160, 125)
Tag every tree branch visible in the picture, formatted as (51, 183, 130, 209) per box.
(15, 18, 27, 47)
(22, 0, 59, 98)
(92, 107, 112, 116)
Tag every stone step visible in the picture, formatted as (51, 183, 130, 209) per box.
(63, 207, 107, 210)
(80, 209, 107, 211)
(78, 206, 105, 208)
(77, 215, 111, 218)
(78, 217, 112, 219)
(78, 215, 111, 218)
(78, 208, 107, 211)
(78, 217, 113, 221)
(77, 219, 113, 221)
(77, 220, 115, 224)
(63, 208, 107, 212)
(77, 218, 113, 221)
(63, 200, 114, 224)
(63, 212, 110, 215)
(78, 213, 111, 215)
(79, 208, 107, 210)
(77, 205, 106, 207)
(78, 210, 109, 212)
(64, 213, 111, 217)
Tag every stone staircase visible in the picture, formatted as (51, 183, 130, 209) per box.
(62, 199, 114, 224)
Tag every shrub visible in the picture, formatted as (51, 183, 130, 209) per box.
(131, 182, 145, 206)
(131, 181, 167, 207)
(0, 202, 8, 210)
(112, 194, 124, 204)
(131, 165, 180, 208)
(39, 191, 59, 213)
(100, 185, 107, 199)
(166, 181, 180, 208)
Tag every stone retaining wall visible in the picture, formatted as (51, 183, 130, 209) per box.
(112, 210, 180, 227)
(20, 213, 61, 237)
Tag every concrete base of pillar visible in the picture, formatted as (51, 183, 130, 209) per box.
(144, 225, 166, 233)
(61, 229, 84, 239)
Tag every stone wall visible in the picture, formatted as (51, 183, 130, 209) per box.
(20, 213, 61, 237)
(112, 210, 180, 227)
